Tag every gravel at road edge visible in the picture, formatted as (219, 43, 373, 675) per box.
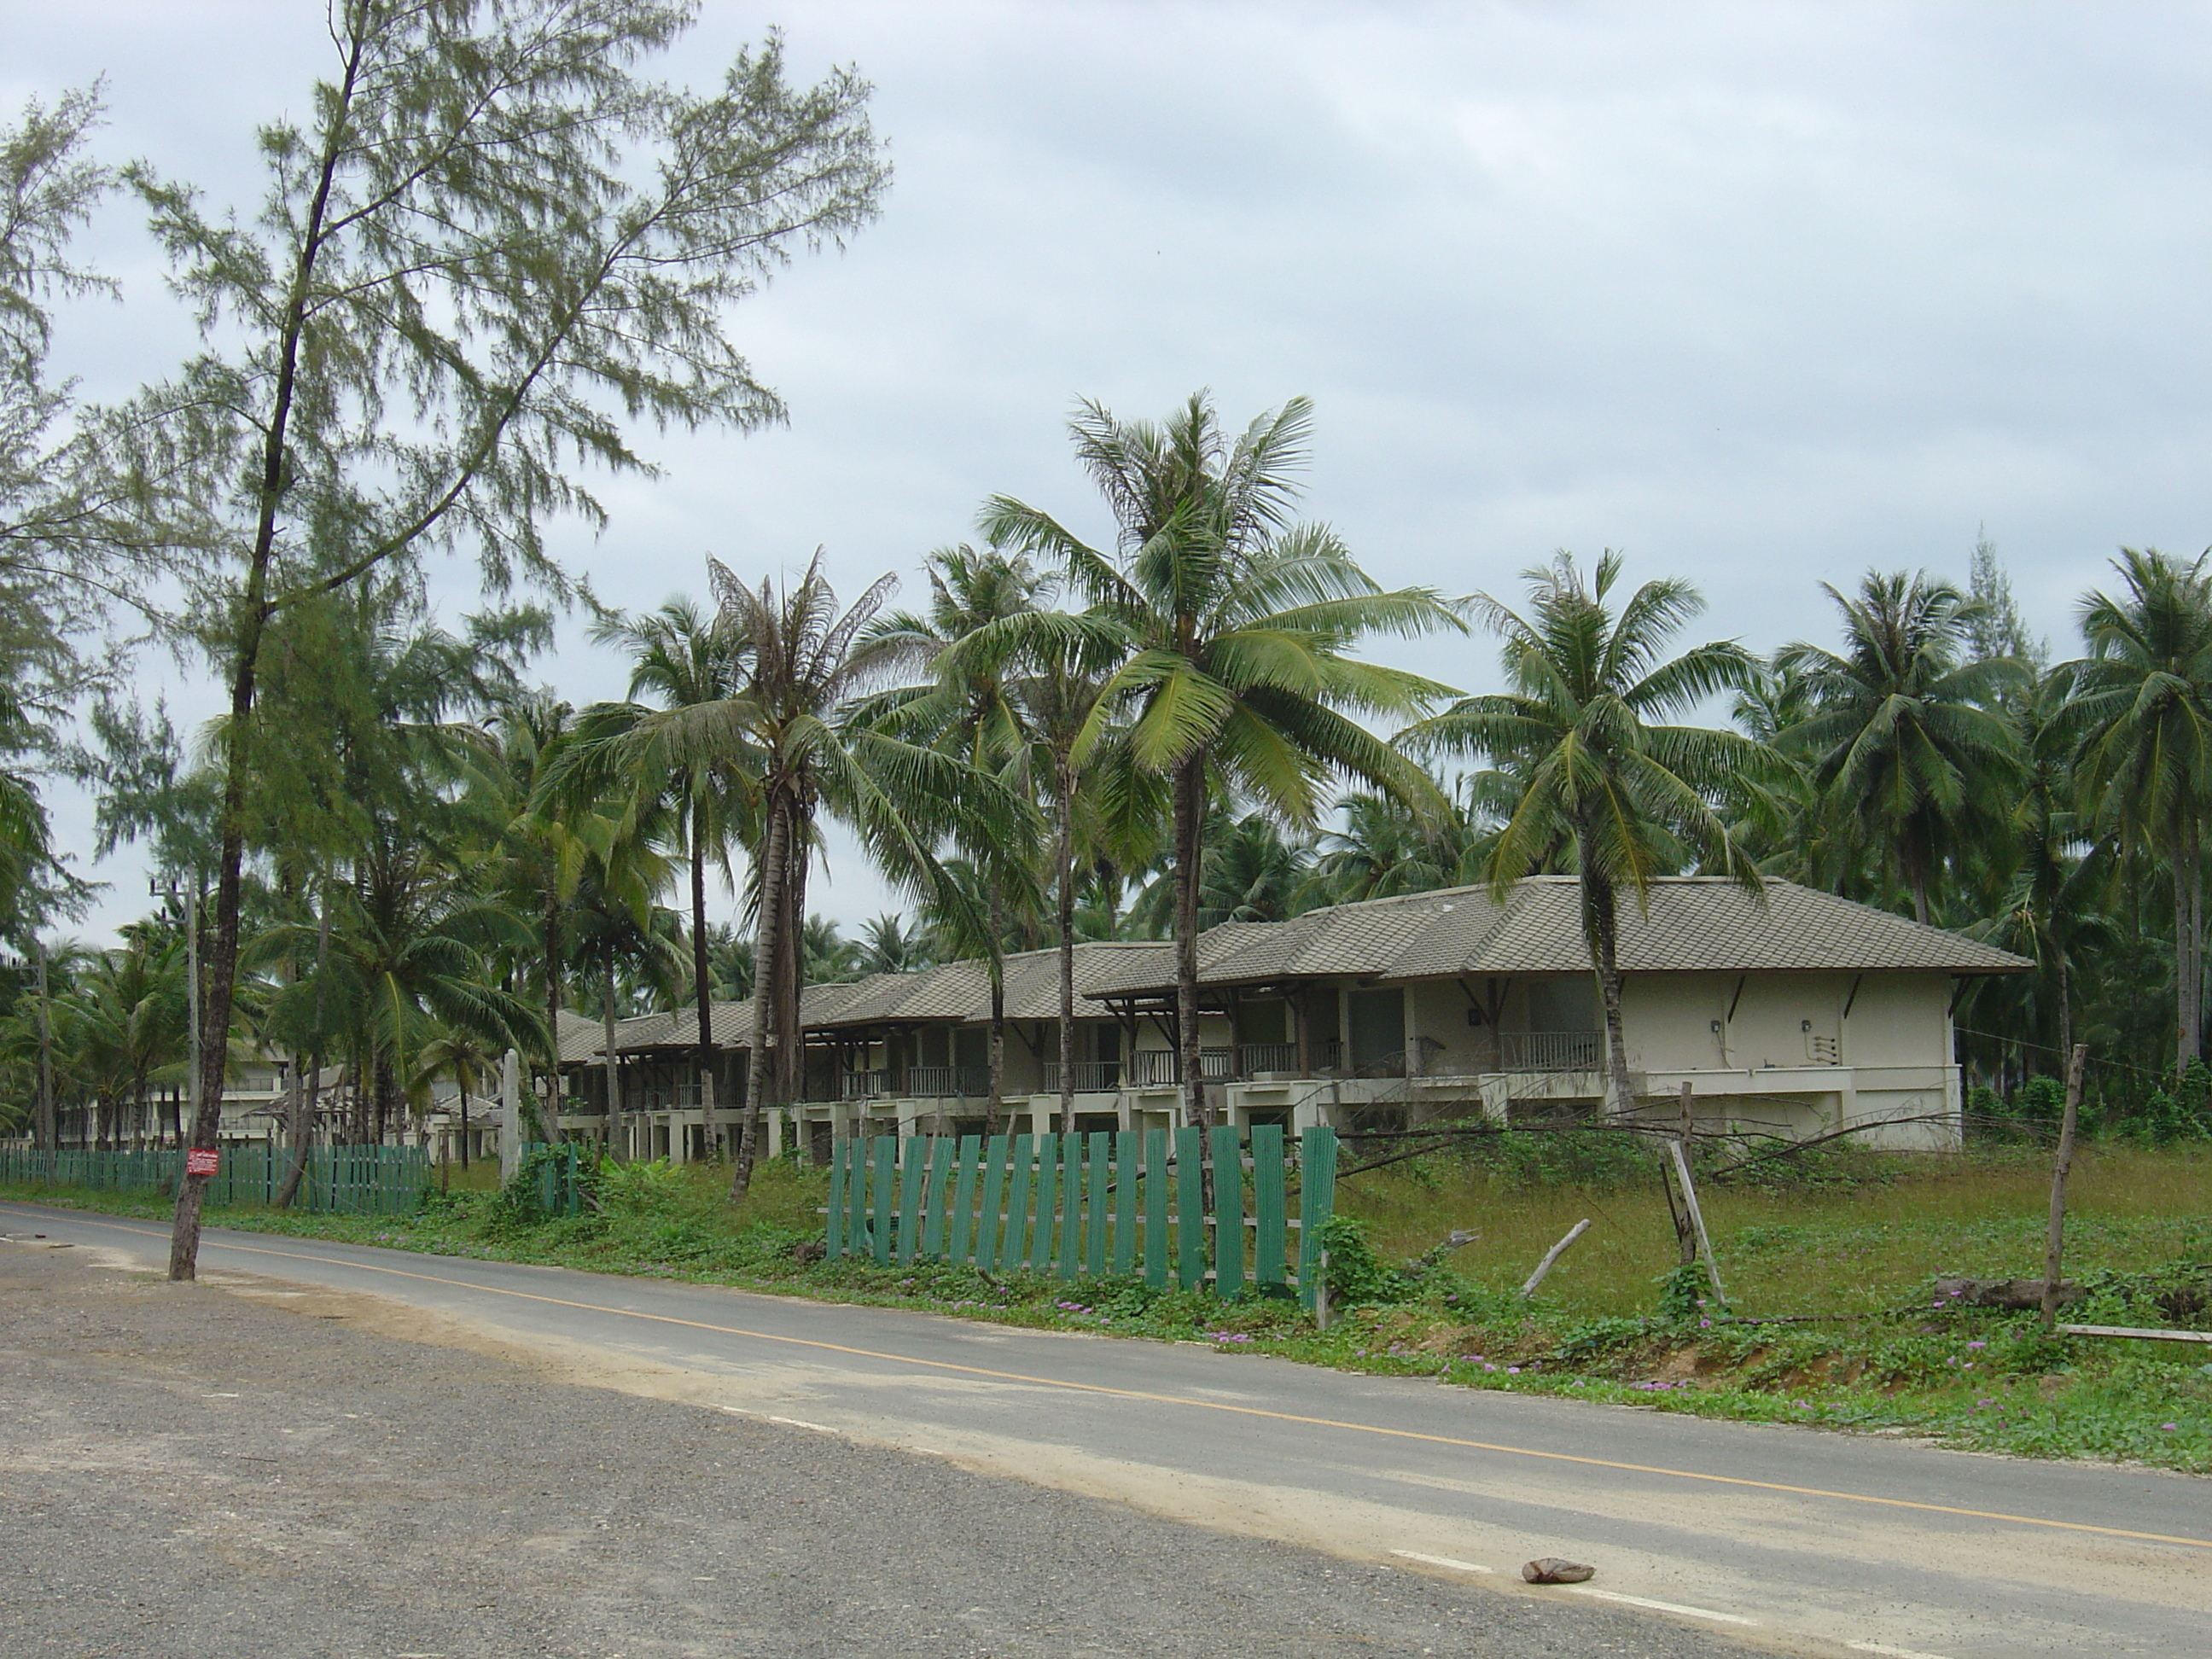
(0, 1241, 1773, 1659)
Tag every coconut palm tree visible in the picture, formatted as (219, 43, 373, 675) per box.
(576, 599, 754, 1146)
(1776, 573, 2025, 924)
(1404, 551, 1778, 1117)
(856, 544, 1051, 1127)
(659, 554, 1027, 1198)
(2056, 549, 2212, 1070)
(980, 393, 1461, 1126)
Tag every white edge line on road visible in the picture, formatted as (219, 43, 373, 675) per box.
(1849, 1644, 1954, 1659)
(766, 1415, 837, 1435)
(1563, 1586, 1759, 1626)
(1390, 1549, 1496, 1575)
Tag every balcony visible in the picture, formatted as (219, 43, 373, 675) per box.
(1499, 1031, 1601, 1073)
(904, 1064, 992, 1099)
(1236, 1040, 1299, 1075)
(1041, 1060, 1123, 1093)
(1126, 1048, 1237, 1086)
(838, 1068, 891, 1101)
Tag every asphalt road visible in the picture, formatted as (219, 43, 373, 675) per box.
(9, 1200, 2208, 1658)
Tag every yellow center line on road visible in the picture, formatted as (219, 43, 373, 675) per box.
(16, 1203, 2212, 1555)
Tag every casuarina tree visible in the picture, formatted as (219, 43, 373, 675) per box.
(122, 2, 888, 1278)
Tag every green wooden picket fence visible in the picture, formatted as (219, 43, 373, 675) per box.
(826, 1124, 1336, 1308)
(0, 1143, 430, 1215)
(516, 1142, 585, 1217)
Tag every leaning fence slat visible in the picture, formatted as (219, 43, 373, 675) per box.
(1252, 1124, 1286, 1286)
(870, 1136, 897, 1266)
(1175, 1126, 1206, 1290)
(950, 1135, 983, 1266)
(923, 1136, 957, 1260)
(1295, 1126, 1336, 1312)
(1211, 1125, 1245, 1295)
(1143, 1128, 1170, 1287)
(896, 1136, 928, 1264)
(1111, 1129, 1138, 1277)
(977, 1134, 1011, 1271)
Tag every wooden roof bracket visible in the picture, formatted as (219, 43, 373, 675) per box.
(1726, 975, 1747, 1023)
(1842, 973, 1864, 1021)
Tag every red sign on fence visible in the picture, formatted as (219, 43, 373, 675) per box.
(184, 1147, 220, 1178)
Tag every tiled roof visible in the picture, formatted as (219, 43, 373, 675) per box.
(1080, 876, 2028, 998)
(556, 942, 1164, 1059)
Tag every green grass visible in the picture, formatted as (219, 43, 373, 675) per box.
(9, 1142, 2210, 1475)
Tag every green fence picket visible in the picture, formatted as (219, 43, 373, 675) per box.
(1111, 1130, 1138, 1277)
(1057, 1133, 1083, 1278)
(1252, 1124, 1285, 1286)
(1084, 1132, 1109, 1277)
(1211, 1125, 1244, 1295)
(1175, 1126, 1205, 1290)
(1027, 1132, 1058, 1272)
(950, 1135, 983, 1265)
(923, 1136, 956, 1260)
(1295, 1126, 1336, 1311)
(896, 1135, 928, 1264)
(1143, 1128, 1169, 1287)
(870, 1136, 896, 1266)
(977, 1134, 1010, 1271)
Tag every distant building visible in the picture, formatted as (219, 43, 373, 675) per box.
(558, 877, 2027, 1159)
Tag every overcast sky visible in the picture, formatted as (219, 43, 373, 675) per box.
(11, 1, 2212, 942)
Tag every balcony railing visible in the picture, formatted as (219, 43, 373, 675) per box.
(838, 1068, 891, 1100)
(1237, 1041, 1299, 1075)
(1041, 1060, 1123, 1093)
(1499, 1030, 1601, 1073)
(1126, 1047, 1236, 1086)
(905, 1064, 992, 1099)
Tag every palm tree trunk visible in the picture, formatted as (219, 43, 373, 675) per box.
(689, 790, 717, 1156)
(1173, 756, 1208, 1129)
(1579, 854, 1636, 1118)
(543, 892, 564, 1119)
(2055, 946, 2072, 1080)
(732, 795, 790, 1200)
(776, 818, 809, 1107)
(276, 893, 331, 1208)
(2177, 808, 2202, 1072)
(1057, 757, 1077, 1137)
(987, 882, 1008, 1138)
(604, 958, 624, 1161)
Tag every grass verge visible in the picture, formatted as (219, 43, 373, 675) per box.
(9, 1141, 2209, 1475)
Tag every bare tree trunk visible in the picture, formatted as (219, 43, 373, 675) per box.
(1057, 759, 1077, 1138)
(732, 797, 790, 1200)
(1173, 758, 1208, 1129)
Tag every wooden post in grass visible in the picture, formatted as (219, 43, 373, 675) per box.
(1667, 1080, 1697, 1266)
(2040, 1043, 2088, 1332)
